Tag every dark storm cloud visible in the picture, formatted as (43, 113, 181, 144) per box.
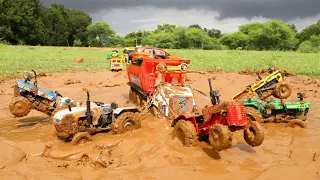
(43, 0, 320, 20)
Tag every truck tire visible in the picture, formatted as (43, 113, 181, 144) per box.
(113, 112, 141, 134)
(245, 107, 264, 124)
(172, 120, 197, 147)
(9, 96, 32, 117)
(244, 121, 264, 147)
(287, 119, 307, 128)
(273, 82, 292, 99)
(71, 132, 92, 146)
(209, 124, 233, 151)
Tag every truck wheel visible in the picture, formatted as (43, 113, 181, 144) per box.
(71, 132, 92, 146)
(244, 121, 264, 147)
(287, 119, 307, 128)
(209, 124, 233, 151)
(50, 106, 68, 124)
(113, 112, 141, 134)
(273, 82, 292, 99)
(245, 107, 264, 124)
(9, 96, 32, 117)
(172, 120, 197, 147)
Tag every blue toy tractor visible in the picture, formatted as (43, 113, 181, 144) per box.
(9, 70, 78, 118)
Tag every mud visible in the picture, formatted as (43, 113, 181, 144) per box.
(0, 70, 320, 179)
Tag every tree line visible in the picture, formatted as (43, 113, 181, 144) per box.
(0, 1, 319, 53)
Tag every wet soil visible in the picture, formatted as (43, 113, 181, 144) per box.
(0, 70, 320, 179)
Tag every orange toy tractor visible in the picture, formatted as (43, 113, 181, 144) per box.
(172, 79, 264, 151)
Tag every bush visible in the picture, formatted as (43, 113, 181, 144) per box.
(298, 41, 320, 53)
(73, 39, 82, 47)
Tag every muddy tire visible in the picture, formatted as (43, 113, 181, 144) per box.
(71, 132, 92, 146)
(287, 119, 307, 128)
(9, 96, 32, 117)
(50, 106, 68, 124)
(209, 124, 233, 151)
(244, 121, 264, 147)
(245, 107, 264, 124)
(113, 112, 141, 134)
(273, 82, 292, 99)
(173, 120, 198, 147)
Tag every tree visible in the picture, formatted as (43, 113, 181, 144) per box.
(125, 30, 152, 45)
(220, 32, 248, 49)
(141, 32, 176, 48)
(189, 24, 202, 29)
(185, 28, 209, 49)
(297, 20, 320, 43)
(204, 28, 222, 38)
(42, 3, 70, 46)
(67, 9, 91, 46)
(0, 0, 46, 45)
(86, 22, 115, 47)
(154, 23, 177, 33)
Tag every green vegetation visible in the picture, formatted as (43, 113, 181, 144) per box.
(0, 45, 319, 79)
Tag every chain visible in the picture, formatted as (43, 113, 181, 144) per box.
(191, 88, 212, 103)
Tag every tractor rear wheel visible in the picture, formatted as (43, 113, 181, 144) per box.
(9, 96, 32, 117)
(112, 112, 141, 134)
(287, 119, 307, 128)
(244, 121, 264, 147)
(273, 82, 292, 99)
(172, 120, 197, 147)
(245, 107, 264, 124)
(209, 124, 233, 151)
(71, 132, 92, 146)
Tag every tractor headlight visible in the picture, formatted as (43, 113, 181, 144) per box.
(180, 63, 188, 72)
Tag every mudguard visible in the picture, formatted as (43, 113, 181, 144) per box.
(113, 107, 138, 115)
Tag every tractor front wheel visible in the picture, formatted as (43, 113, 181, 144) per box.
(172, 120, 198, 147)
(273, 82, 292, 99)
(9, 96, 32, 117)
(71, 132, 92, 146)
(287, 119, 307, 128)
(112, 112, 141, 134)
(244, 121, 264, 147)
(245, 107, 264, 124)
(209, 124, 233, 151)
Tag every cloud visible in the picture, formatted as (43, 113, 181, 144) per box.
(43, 0, 320, 20)
(42, 0, 320, 35)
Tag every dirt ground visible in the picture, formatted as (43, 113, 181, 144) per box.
(0, 70, 320, 180)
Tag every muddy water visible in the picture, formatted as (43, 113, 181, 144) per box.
(0, 70, 320, 179)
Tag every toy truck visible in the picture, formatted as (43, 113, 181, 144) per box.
(126, 57, 196, 119)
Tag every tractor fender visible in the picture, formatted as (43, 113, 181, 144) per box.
(113, 107, 138, 115)
(171, 113, 197, 130)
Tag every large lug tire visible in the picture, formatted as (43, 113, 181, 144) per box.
(71, 132, 92, 146)
(113, 112, 141, 134)
(273, 82, 292, 99)
(244, 121, 264, 147)
(245, 107, 264, 124)
(50, 106, 68, 124)
(9, 96, 32, 117)
(209, 124, 233, 151)
(172, 120, 198, 147)
(54, 114, 79, 139)
(287, 119, 307, 128)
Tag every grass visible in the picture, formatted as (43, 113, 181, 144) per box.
(0, 45, 319, 79)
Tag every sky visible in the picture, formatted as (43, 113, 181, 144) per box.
(43, 0, 320, 36)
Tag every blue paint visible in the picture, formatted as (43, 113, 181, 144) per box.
(16, 80, 57, 100)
